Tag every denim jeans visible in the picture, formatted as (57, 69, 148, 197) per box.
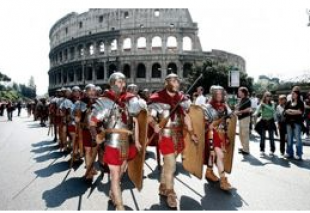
(7, 111, 12, 121)
(286, 123, 303, 157)
(305, 118, 310, 136)
(260, 127, 275, 153)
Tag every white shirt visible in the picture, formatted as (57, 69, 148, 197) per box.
(250, 97, 259, 109)
(195, 94, 207, 106)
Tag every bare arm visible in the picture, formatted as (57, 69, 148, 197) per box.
(133, 117, 142, 151)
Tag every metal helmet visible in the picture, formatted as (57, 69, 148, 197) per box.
(127, 84, 139, 94)
(165, 73, 180, 81)
(65, 87, 72, 93)
(210, 85, 225, 102)
(72, 86, 81, 92)
(95, 86, 102, 92)
(85, 84, 96, 92)
(164, 73, 181, 92)
(108, 72, 126, 86)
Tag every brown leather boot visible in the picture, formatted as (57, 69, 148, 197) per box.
(220, 177, 232, 191)
(205, 168, 219, 182)
(165, 189, 177, 208)
(158, 183, 167, 196)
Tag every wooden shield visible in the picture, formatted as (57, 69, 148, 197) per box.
(224, 115, 237, 174)
(128, 109, 148, 191)
(182, 105, 205, 179)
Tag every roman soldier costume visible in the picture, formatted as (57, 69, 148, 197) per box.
(202, 85, 236, 191)
(90, 72, 146, 210)
(70, 86, 84, 162)
(147, 73, 196, 209)
(59, 88, 74, 152)
(74, 84, 98, 180)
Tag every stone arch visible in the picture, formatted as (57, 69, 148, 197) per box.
(96, 64, 104, 80)
(152, 63, 161, 78)
(63, 69, 67, 83)
(152, 36, 162, 50)
(110, 39, 117, 52)
(167, 62, 177, 74)
(183, 63, 192, 78)
(183, 37, 192, 51)
(57, 72, 61, 84)
(87, 43, 95, 55)
(136, 63, 146, 78)
(76, 67, 82, 81)
(123, 38, 132, 51)
(85, 66, 93, 80)
(64, 49, 68, 61)
(78, 44, 84, 57)
(69, 47, 75, 60)
(167, 36, 177, 49)
(68, 68, 74, 82)
(108, 64, 117, 77)
(123, 64, 131, 78)
(59, 51, 63, 62)
(99, 41, 105, 54)
(137, 37, 146, 49)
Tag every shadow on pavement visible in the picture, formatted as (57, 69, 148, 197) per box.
(34, 161, 70, 177)
(241, 154, 266, 166)
(27, 123, 45, 129)
(31, 144, 59, 154)
(33, 151, 67, 163)
(180, 195, 203, 210)
(32, 140, 55, 147)
(200, 183, 245, 210)
(42, 177, 89, 209)
(144, 195, 175, 211)
(288, 159, 310, 171)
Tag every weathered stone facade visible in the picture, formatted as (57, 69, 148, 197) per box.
(48, 9, 246, 94)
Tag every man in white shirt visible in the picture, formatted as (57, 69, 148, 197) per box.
(250, 92, 259, 132)
(194, 86, 207, 105)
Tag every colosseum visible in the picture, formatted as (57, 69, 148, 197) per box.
(48, 8, 246, 94)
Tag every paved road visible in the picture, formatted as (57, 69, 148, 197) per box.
(0, 110, 310, 210)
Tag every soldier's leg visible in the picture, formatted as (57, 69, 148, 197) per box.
(84, 146, 93, 179)
(109, 164, 125, 210)
(70, 132, 78, 160)
(159, 165, 166, 195)
(214, 147, 231, 191)
(62, 125, 68, 151)
(90, 146, 98, 175)
(205, 153, 219, 182)
(78, 130, 84, 158)
(162, 153, 177, 208)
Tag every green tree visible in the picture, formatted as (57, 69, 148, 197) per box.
(187, 60, 253, 94)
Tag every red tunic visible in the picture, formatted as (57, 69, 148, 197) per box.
(206, 101, 228, 149)
(149, 89, 186, 155)
(92, 90, 138, 166)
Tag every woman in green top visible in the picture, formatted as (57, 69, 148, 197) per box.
(254, 91, 277, 157)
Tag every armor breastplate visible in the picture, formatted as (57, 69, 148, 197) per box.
(102, 104, 129, 129)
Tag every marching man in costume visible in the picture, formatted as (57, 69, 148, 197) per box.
(59, 88, 74, 152)
(69, 86, 84, 162)
(89, 72, 145, 210)
(202, 85, 235, 191)
(147, 73, 198, 209)
(73, 84, 98, 180)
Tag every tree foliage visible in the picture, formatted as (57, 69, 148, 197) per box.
(0, 72, 11, 82)
(187, 60, 254, 94)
